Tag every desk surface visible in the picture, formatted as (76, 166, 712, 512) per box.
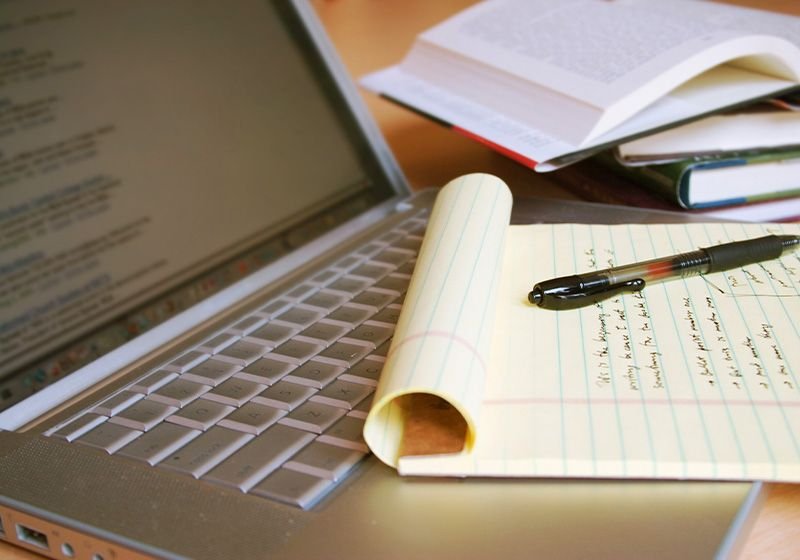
(311, 1, 800, 560)
(4, 1, 799, 559)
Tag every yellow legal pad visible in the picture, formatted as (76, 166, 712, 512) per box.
(365, 173, 800, 481)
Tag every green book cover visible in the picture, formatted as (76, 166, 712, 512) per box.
(598, 149, 800, 209)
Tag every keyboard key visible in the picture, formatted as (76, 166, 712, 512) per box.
(349, 262, 392, 282)
(215, 340, 269, 366)
(183, 358, 241, 386)
(76, 422, 142, 453)
(166, 399, 234, 431)
(284, 283, 317, 301)
(372, 274, 410, 295)
(270, 339, 323, 365)
(218, 402, 286, 434)
(295, 320, 349, 346)
(202, 377, 266, 407)
(157, 426, 253, 478)
(310, 380, 373, 410)
(203, 424, 315, 492)
(149, 378, 211, 407)
(349, 394, 374, 419)
(251, 468, 333, 509)
(284, 360, 344, 388)
(309, 269, 339, 286)
(339, 358, 383, 386)
(396, 260, 417, 275)
(318, 415, 368, 452)
(372, 248, 413, 268)
(49, 413, 107, 441)
(370, 305, 403, 326)
(372, 340, 391, 358)
(393, 236, 422, 253)
(330, 255, 361, 271)
(376, 231, 403, 246)
(93, 390, 143, 416)
(325, 304, 373, 327)
(108, 399, 177, 431)
(245, 322, 298, 346)
(129, 370, 178, 394)
(284, 441, 366, 480)
(253, 381, 316, 411)
(117, 423, 201, 465)
(398, 218, 426, 236)
(326, 275, 370, 295)
(236, 356, 294, 385)
(163, 350, 210, 373)
(301, 290, 347, 312)
(196, 332, 238, 354)
(227, 315, 267, 336)
(354, 242, 384, 258)
(341, 323, 393, 349)
(257, 298, 293, 319)
(273, 306, 324, 328)
(316, 341, 371, 367)
(279, 401, 346, 434)
(350, 289, 395, 311)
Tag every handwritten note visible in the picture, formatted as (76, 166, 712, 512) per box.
(365, 174, 800, 482)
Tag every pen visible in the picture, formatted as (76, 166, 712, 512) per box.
(528, 234, 800, 310)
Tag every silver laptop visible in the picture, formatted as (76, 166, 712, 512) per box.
(0, 1, 761, 558)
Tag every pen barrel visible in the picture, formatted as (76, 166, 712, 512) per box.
(604, 249, 710, 284)
(703, 234, 787, 273)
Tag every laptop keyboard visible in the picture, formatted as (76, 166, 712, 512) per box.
(45, 212, 427, 509)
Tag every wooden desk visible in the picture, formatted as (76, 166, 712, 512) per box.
(3, 1, 798, 559)
(312, 1, 800, 559)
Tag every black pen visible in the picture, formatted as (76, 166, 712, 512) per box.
(528, 234, 800, 310)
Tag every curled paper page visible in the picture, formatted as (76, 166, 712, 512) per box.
(363, 173, 512, 467)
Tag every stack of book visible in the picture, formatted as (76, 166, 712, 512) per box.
(360, 0, 800, 222)
(574, 94, 800, 222)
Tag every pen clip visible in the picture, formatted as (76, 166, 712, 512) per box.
(592, 277, 646, 303)
(544, 278, 646, 310)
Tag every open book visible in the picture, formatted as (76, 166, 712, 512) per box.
(364, 174, 800, 481)
(361, 0, 800, 171)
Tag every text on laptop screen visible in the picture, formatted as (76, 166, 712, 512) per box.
(0, 0, 397, 407)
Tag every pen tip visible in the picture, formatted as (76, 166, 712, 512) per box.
(782, 235, 800, 249)
(528, 289, 542, 305)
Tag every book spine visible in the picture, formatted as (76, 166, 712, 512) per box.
(596, 154, 691, 207)
(562, 157, 681, 210)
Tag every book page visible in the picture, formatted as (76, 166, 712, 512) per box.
(367, 175, 800, 481)
(617, 109, 800, 163)
(417, 0, 800, 109)
(371, 0, 800, 156)
(361, 64, 796, 169)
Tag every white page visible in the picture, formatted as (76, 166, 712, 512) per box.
(363, 0, 800, 167)
(419, 0, 755, 105)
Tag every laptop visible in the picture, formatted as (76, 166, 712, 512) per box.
(0, 1, 761, 558)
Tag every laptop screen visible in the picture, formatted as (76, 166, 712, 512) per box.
(0, 1, 400, 410)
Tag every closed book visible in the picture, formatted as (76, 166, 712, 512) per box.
(615, 102, 800, 165)
(595, 150, 800, 209)
(552, 157, 800, 222)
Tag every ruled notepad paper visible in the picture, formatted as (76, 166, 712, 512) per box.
(364, 174, 800, 482)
